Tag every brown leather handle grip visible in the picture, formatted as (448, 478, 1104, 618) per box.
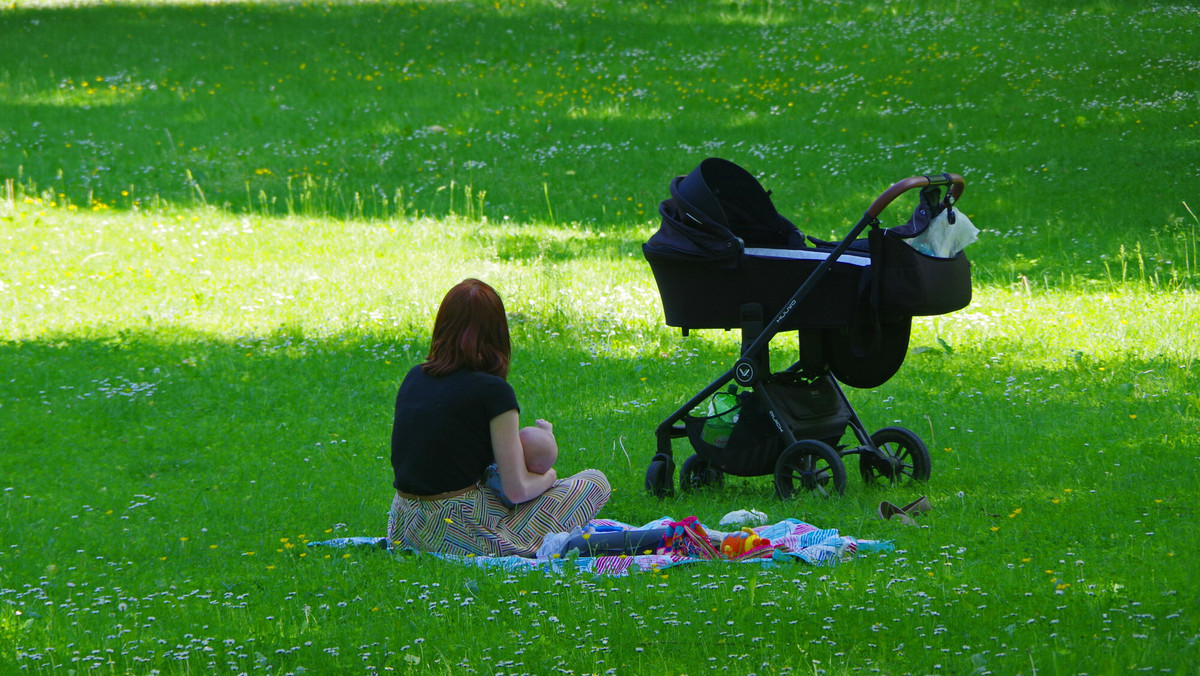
(865, 173, 965, 219)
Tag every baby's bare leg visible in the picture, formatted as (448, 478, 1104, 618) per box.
(519, 420, 559, 475)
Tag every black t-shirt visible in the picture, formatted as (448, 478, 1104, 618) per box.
(390, 365, 519, 495)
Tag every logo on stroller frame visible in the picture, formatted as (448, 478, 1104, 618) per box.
(734, 359, 757, 386)
(768, 410, 784, 434)
(774, 299, 797, 324)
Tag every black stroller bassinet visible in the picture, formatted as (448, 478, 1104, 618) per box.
(642, 158, 973, 498)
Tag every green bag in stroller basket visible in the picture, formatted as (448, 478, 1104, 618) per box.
(697, 386, 740, 448)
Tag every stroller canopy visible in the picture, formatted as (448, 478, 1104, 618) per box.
(644, 158, 807, 267)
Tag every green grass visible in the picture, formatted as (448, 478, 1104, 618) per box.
(2, 0, 1200, 674)
(3, 0, 1199, 286)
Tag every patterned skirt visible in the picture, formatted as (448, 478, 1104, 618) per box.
(387, 469, 610, 557)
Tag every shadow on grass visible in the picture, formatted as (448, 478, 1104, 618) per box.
(0, 1, 786, 221)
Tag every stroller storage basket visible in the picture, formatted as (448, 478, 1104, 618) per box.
(684, 389, 779, 477)
(684, 374, 852, 478)
(764, 373, 852, 441)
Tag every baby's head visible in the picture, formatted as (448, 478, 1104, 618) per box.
(519, 425, 558, 474)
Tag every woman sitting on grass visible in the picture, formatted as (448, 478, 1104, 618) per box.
(387, 278, 611, 557)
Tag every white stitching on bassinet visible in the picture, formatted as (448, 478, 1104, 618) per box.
(742, 248, 871, 266)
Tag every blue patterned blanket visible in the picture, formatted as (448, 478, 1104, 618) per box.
(310, 516, 891, 576)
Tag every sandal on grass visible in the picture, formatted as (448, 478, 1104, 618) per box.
(901, 495, 932, 516)
(878, 501, 916, 526)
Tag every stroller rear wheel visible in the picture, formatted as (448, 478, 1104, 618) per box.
(859, 426, 932, 486)
(680, 454, 725, 491)
(773, 440, 847, 499)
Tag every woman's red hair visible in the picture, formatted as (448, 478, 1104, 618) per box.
(422, 278, 511, 379)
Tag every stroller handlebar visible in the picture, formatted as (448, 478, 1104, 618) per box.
(865, 173, 965, 219)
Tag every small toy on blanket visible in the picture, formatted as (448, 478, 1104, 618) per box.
(720, 527, 776, 560)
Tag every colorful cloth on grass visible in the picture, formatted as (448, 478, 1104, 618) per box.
(310, 516, 890, 576)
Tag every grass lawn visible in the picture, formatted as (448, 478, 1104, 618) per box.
(2, 0, 1199, 674)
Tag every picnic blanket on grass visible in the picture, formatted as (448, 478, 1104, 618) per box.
(310, 516, 891, 576)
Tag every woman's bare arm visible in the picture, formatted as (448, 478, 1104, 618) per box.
(490, 410, 557, 503)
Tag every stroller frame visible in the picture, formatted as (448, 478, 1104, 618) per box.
(645, 172, 966, 499)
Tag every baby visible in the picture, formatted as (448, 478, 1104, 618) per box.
(485, 419, 558, 509)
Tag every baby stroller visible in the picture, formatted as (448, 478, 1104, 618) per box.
(642, 158, 973, 498)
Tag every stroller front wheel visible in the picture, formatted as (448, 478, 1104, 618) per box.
(773, 440, 847, 499)
(645, 456, 675, 497)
